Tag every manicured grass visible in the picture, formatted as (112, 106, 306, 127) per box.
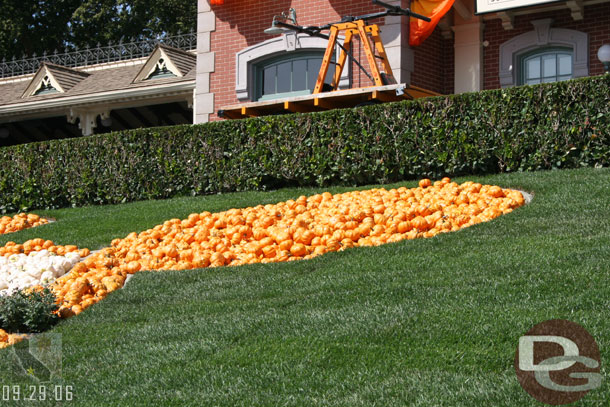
(0, 168, 608, 406)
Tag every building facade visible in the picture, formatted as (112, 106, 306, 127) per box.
(0, 0, 608, 145)
(195, 0, 609, 122)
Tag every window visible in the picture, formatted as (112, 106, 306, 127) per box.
(498, 19, 588, 88)
(255, 52, 335, 101)
(33, 75, 58, 96)
(132, 45, 193, 83)
(235, 34, 350, 101)
(521, 48, 573, 85)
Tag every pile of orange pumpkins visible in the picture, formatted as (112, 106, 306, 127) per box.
(47, 178, 525, 318)
(0, 240, 89, 258)
(0, 213, 48, 235)
(0, 178, 526, 329)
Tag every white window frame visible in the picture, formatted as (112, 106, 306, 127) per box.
(22, 66, 65, 98)
(146, 58, 177, 80)
(133, 47, 183, 83)
(235, 33, 351, 101)
(521, 47, 573, 85)
(34, 75, 59, 95)
(498, 19, 588, 88)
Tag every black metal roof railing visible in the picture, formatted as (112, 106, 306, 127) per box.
(0, 31, 196, 79)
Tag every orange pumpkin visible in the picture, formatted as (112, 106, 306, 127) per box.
(126, 261, 142, 273)
(290, 243, 307, 257)
(411, 216, 429, 231)
(419, 178, 432, 188)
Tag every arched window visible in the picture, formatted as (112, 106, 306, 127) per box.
(520, 48, 573, 85)
(235, 33, 350, 101)
(255, 51, 335, 101)
(498, 19, 587, 88)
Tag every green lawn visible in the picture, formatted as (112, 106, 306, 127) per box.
(0, 168, 608, 406)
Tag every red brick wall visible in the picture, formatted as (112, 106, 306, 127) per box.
(443, 32, 454, 94)
(411, 29, 454, 94)
(483, 2, 610, 90)
(208, 1, 608, 119)
(209, 0, 386, 120)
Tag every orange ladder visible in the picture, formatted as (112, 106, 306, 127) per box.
(313, 20, 395, 94)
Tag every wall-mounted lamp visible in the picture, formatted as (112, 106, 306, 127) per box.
(264, 8, 297, 35)
(598, 44, 610, 73)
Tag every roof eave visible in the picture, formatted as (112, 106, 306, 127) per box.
(0, 80, 195, 121)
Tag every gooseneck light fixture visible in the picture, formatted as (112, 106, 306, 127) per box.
(598, 44, 610, 73)
(264, 8, 298, 35)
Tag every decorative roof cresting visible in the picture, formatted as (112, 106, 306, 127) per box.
(0, 31, 196, 79)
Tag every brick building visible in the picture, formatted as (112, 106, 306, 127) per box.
(0, 0, 608, 145)
(195, 0, 610, 122)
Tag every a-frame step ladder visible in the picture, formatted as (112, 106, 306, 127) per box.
(313, 19, 395, 94)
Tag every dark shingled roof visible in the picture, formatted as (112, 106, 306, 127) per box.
(157, 44, 197, 76)
(43, 63, 90, 91)
(0, 45, 195, 108)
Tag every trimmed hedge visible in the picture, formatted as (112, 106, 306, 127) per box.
(1, 75, 608, 212)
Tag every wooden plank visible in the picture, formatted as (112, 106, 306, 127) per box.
(332, 29, 353, 90)
(357, 20, 383, 87)
(314, 98, 335, 109)
(219, 109, 245, 120)
(222, 84, 407, 111)
(371, 90, 399, 103)
(313, 25, 339, 94)
(284, 101, 314, 113)
(219, 84, 441, 120)
(241, 107, 261, 117)
(405, 85, 441, 99)
(369, 25, 395, 84)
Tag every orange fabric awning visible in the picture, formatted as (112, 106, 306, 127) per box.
(409, 0, 454, 46)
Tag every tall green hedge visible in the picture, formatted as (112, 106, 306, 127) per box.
(1, 75, 608, 212)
